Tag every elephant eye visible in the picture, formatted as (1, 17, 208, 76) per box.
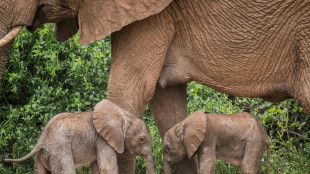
(139, 136, 146, 143)
(165, 145, 170, 151)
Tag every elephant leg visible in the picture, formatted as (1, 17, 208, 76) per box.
(49, 147, 75, 174)
(240, 142, 264, 174)
(96, 138, 118, 174)
(198, 147, 216, 174)
(90, 161, 99, 174)
(108, 10, 175, 174)
(149, 84, 198, 174)
(294, 35, 310, 115)
(34, 155, 50, 174)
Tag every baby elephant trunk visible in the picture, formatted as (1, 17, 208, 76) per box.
(145, 152, 155, 174)
(163, 156, 170, 174)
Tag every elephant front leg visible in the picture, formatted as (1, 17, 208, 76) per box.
(96, 138, 118, 174)
(198, 146, 216, 174)
(108, 11, 175, 174)
(149, 84, 198, 174)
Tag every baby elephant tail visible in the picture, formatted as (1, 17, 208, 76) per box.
(265, 141, 270, 174)
(4, 146, 41, 163)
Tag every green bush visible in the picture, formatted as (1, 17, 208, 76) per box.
(0, 24, 110, 173)
(0, 25, 309, 174)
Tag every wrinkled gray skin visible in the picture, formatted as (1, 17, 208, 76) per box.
(2, 1, 310, 173)
(163, 110, 270, 174)
(5, 100, 155, 174)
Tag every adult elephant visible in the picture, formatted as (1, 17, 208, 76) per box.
(1, 0, 310, 173)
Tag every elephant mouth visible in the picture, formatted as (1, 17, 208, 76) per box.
(0, 26, 23, 47)
(136, 150, 146, 157)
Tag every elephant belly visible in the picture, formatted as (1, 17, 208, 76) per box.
(70, 132, 98, 168)
(72, 147, 97, 168)
(167, 0, 304, 101)
(165, 37, 294, 102)
(215, 143, 245, 166)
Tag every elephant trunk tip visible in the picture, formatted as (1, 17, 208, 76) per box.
(145, 153, 155, 174)
(163, 157, 171, 174)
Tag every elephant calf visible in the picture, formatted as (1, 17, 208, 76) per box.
(5, 99, 155, 174)
(163, 110, 270, 174)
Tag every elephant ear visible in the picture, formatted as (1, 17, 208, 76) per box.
(93, 99, 131, 153)
(55, 17, 78, 42)
(176, 110, 206, 159)
(78, 0, 173, 45)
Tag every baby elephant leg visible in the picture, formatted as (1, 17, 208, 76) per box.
(34, 155, 50, 174)
(49, 153, 75, 174)
(241, 142, 265, 174)
(49, 144, 75, 174)
(96, 138, 118, 174)
(90, 161, 100, 174)
(199, 147, 216, 174)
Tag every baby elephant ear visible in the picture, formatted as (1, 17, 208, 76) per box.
(177, 110, 206, 159)
(93, 99, 128, 153)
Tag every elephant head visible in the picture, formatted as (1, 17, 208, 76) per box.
(0, 0, 173, 86)
(163, 110, 206, 174)
(92, 99, 155, 174)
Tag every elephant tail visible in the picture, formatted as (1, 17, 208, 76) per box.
(4, 145, 41, 163)
(265, 141, 270, 174)
(4, 131, 46, 163)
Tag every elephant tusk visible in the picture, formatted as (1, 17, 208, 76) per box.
(0, 26, 23, 47)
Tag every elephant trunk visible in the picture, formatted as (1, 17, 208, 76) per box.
(163, 155, 170, 174)
(144, 152, 155, 174)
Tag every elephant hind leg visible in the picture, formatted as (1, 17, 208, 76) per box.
(293, 35, 310, 115)
(149, 84, 188, 137)
(294, 87, 310, 115)
(34, 155, 50, 174)
(293, 68, 310, 115)
(240, 142, 265, 174)
(149, 84, 198, 174)
(49, 148, 75, 174)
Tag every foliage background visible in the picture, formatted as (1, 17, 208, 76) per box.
(0, 25, 309, 174)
